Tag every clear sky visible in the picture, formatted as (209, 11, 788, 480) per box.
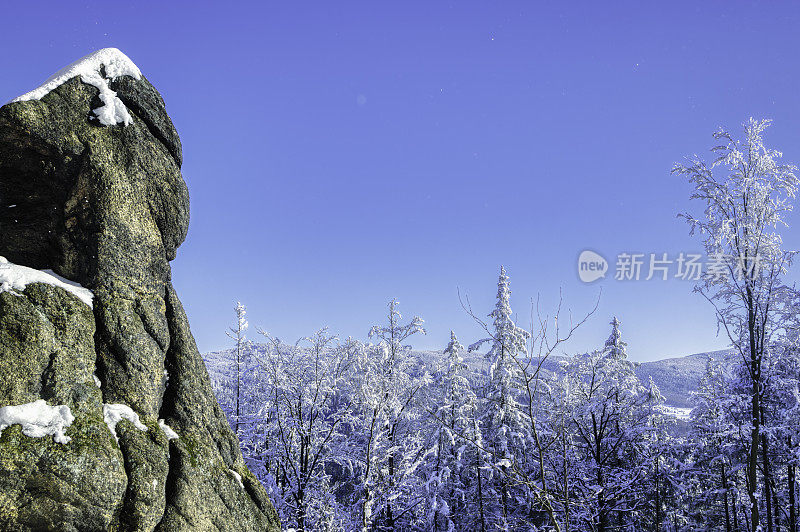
(2, 1, 800, 362)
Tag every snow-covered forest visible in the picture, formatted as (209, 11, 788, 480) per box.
(209, 119, 800, 532)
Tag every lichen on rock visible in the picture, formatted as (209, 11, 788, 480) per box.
(0, 49, 279, 531)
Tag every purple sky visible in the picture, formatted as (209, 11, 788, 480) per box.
(3, 2, 800, 361)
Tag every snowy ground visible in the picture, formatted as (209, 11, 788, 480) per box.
(660, 405, 693, 421)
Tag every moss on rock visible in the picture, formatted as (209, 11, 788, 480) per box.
(0, 51, 279, 531)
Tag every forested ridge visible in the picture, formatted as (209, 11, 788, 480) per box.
(212, 120, 800, 532)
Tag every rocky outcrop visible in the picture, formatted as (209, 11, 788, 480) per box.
(0, 49, 279, 531)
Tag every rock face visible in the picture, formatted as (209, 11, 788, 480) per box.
(0, 49, 280, 531)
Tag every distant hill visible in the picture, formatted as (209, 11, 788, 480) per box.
(203, 345, 736, 411)
(635, 349, 736, 407)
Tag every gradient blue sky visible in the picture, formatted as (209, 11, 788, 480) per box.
(2, 1, 800, 361)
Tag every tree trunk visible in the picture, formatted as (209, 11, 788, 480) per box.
(655, 457, 662, 532)
(733, 483, 742, 532)
(722, 462, 732, 532)
(790, 436, 797, 532)
(748, 329, 761, 532)
(476, 445, 486, 532)
(361, 485, 372, 532)
(501, 465, 509, 526)
(762, 430, 774, 532)
(295, 486, 306, 532)
(595, 413, 607, 532)
(563, 443, 570, 532)
(433, 433, 443, 532)
(744, 494, 752, 532)
(236, 339, 241, 436)
(386, 450, 395, 531)
(598, 477, 608, 532)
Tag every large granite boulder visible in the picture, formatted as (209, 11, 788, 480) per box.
(0, 49, 279, 531)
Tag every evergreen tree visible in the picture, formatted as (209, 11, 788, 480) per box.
(225, 301, 250, 438)
(564, 317, 661, 531)
(425, 331, 478, 532)
(470, 266, 531, 529)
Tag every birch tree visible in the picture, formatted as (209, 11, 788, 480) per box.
(674, 118, 799, 530)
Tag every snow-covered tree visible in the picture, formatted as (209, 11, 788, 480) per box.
(349, 299, 429, 532)
(469, 266, 531, 529)
(252, 328, 357, 531)
(685, 358, 744, 531)
(516, 291, 599, 532)
(225, 301, 250, 438)
(563, 318, 662, 531)
(674, 118, 799, 530)
(424, 331, 478, 532)
(604, 316, 626, 360)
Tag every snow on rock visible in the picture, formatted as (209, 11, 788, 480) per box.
(103, 403, 148, 442)
(93, 374, 102, 388)
(0, 257, 94, 308)
(11, 48, 142, 127)
(227, 469, 244, 489)
(0, 399, 74, 444)
(158, 419, 179, 440)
